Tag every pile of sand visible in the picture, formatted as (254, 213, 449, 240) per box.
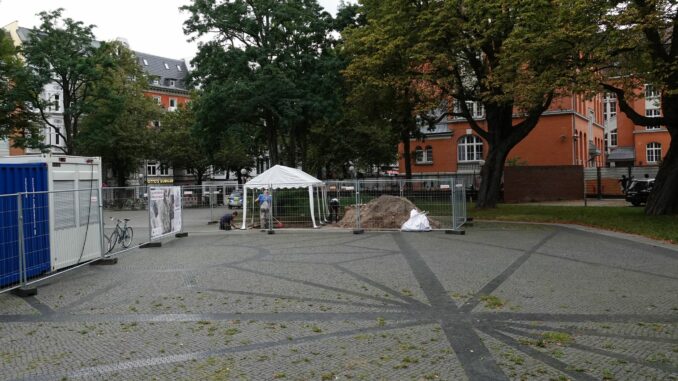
(338, 195, 440, 229)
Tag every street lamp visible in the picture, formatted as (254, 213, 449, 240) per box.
(349, 165, 364, 234)
(240, 168, 248, 189)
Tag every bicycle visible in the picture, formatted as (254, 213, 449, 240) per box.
(105, 217, 134, 253)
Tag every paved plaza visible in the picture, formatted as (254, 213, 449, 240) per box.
(0, 222, 676, 380)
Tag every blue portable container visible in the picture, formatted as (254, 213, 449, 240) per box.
(0, 163, 51, 287)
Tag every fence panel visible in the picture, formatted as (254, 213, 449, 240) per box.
(0, 194, 26, 292)
(102, 186, 150, 253)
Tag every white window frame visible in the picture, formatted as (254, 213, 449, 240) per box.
(169, 79, 176, 87)
(458, 135, 484, 162)
(153, 96, 161, 105)
(415, 145, 433, 164)
(147, 161, 157, 176)
(168, 98, 177, 111)
(646, 142, 662, 163)
(609, 128, 617, 147)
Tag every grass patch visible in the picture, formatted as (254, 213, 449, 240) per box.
(471, 204, 678, 243)
(479, 295, 505, 309)
(538, 332, 573, 347)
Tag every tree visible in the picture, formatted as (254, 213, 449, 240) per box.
(77, 42, 159, 186)
(0, 29, 43, 149)
(596, 1, 678, 215)
(412, 0, 600, 207)
(21, 9, 115, 154)
(152, 106, 211, 185)
(182, 0, 337, 167)
(341, 0, 432, 180)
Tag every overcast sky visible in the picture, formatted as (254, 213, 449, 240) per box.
(0, 0, 347, 63)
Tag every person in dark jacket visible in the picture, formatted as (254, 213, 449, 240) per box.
(219, 211, 238, 230)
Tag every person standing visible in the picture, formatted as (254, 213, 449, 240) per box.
(257, 189, 272, 230)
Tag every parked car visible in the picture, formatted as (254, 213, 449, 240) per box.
(228, 191, 243, 208)
(625, 178, 654, 206)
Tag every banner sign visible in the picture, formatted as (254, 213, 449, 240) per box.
(149, 186, 182, 239)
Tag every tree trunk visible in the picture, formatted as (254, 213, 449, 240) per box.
(645, 130, 678, 214)
(401, 127, 413, 180)
(267, 117, 278, 165)
(476, 144, 509, 208)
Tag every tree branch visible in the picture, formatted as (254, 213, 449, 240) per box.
(601, 83, 665, 127)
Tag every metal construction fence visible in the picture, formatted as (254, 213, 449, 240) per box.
(583, 166, 660, 197)
(1, 180, 467, 294)
(0, 188, 103, 294)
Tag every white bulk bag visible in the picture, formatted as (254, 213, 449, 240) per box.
(401, 209, 432, 232)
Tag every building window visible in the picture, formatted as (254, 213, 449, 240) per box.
(609, 128, 617, 147)
(169, 98, 177, 111)
(152, 78, 160, 85)
(169, 79, 176, 87)
(603, 93, 616, 122)
(453, 100, 485, 119)
(645, 84, 660, 99)
(159, 163, 170, 176)
(55, 127, 60, 145)
(646, 142, 662, 163)
(143, 58, 148, 66)
(152, 120, 160, 128)
(177, 65, 182, 71)
(164, 63, 170, 70)
(458, 135, 483, 162)
(54, 94, 60, 111)
(153, 96, 161, 105)
(147, 161, 157, 176)
(645, 108, 661, 118)
(415, 145, 433, 164)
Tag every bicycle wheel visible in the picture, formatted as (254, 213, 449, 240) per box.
(106, 232, 117, 253)
(122, 227, 134, 248)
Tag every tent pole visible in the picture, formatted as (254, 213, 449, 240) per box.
(240, 186, 248, 229)
(316, 187, 324, 225)
(308, 186, 317, 228)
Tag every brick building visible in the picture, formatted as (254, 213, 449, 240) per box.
(398, 93, 606, 176)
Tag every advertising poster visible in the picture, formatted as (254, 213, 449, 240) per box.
(149, 186, 182, 239)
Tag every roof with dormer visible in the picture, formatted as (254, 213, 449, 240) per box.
(133, 51, 189, 92)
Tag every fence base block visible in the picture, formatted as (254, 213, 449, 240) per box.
(176, 232, 189, 238)
(207, 221, 218, 225)
(353, 229, 365, 235)
(140, 242, 162, 248)
(11, 287, 37, 297)
(445, 229, 466, 235)
(91, 257, 118, 265)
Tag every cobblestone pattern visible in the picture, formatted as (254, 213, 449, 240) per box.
(0, 222, 676, 380)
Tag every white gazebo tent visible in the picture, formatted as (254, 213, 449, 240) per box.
(240, 165, 325, 229)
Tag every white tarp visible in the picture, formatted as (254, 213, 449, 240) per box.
(241, 165, 323, 229)
(244, 165, 323, 189)
(400, 209, 432, 232)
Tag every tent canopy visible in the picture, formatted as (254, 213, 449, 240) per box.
(245, 165, 322, 189)
(241, 165, 326, 229)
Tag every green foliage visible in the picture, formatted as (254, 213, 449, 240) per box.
(152, 105, 211, 184)
(20, 9, 118, 154)
(341, 0, 433, 179)
(77, 42, 159, 186)
(0, 29, 43, 149)
(183, 0, 341, 168)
